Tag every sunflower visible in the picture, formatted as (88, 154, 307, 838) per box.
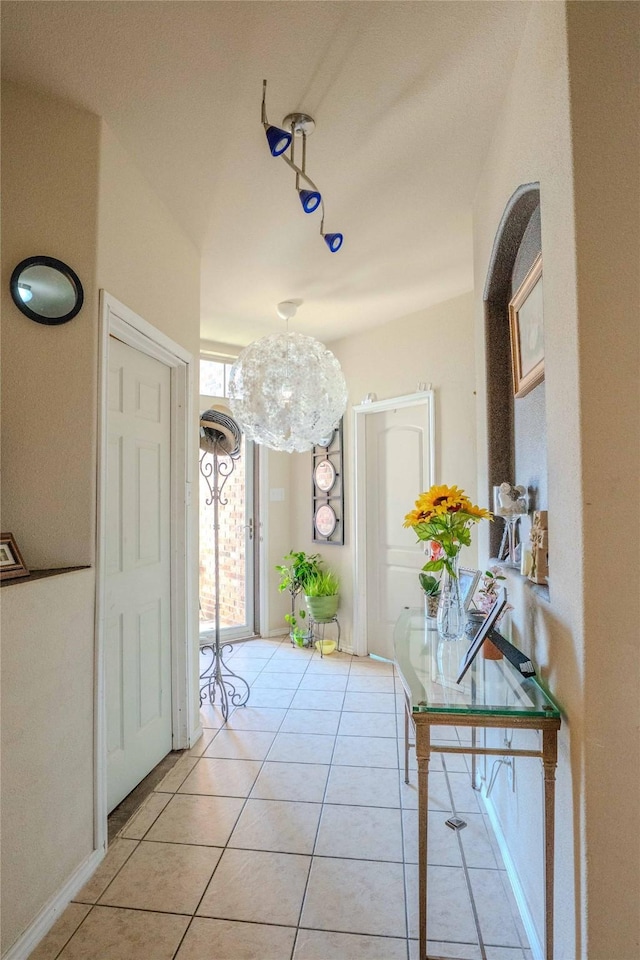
(417, 484, 470, 516)
(462, 503, 493, 521)
(404, 484, 492, 532)
(404, 483, 492, 577)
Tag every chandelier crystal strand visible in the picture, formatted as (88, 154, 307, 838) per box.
(228, 331, 348, 453)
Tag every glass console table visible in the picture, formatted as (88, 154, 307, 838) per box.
(394, 608, 561, 960)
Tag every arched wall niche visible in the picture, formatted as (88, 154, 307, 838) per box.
(484, 183, 547, 558)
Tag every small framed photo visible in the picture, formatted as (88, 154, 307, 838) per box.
(0, 532, 29, 581)
(458, 567, 481, 611)
(456, 588, 508, 684)
(509, 252, 544, 398)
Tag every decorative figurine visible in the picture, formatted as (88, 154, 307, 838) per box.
(497, 482, 528, 516)
(529, 510, 549, 584)
(493, 483, 528, 566)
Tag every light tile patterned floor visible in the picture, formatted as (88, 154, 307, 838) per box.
(30, 638, 533, 960)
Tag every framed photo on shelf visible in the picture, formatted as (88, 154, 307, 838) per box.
(0, 532, 29, 581)
(509, 252, 544, 398)
(459, 567, 481, 611)
(456, 588, 508, 684)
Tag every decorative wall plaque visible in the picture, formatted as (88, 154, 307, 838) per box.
(312, 419, 344, 545)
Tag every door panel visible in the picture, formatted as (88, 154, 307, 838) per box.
(365, 404, 432, 659)
(106, 336, 172, 812)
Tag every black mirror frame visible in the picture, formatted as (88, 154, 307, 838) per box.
(10, 255, 84, 325)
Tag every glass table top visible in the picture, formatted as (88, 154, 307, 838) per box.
(394, 608, 560, 719)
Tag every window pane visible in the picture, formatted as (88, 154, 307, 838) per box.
(200, 359, 225, 397)
(224, 363, 234, 397)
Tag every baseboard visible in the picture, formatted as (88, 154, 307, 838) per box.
(2, 846, 105, 960)
(482, 790, 544, 960)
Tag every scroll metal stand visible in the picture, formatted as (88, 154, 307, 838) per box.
(199, 441, 250, 720)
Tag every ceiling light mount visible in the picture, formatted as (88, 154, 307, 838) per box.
(276, 300, 299, 321)
(282, 113, 316, 137)
(261, 80, 343, 252)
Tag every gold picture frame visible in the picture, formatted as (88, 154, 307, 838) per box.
(0, 532, 29, 581)
(509, 252, 544, 398)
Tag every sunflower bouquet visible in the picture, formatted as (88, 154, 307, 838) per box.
(404, 484, 492, 578)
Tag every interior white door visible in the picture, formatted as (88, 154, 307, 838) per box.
(106, 336, 172, 812)
(365, 403, 433, 659)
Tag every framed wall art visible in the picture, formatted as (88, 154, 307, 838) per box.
(509, 252, 544, 398)
(0, 532, 29, 581)
(312, 419, 344, 545)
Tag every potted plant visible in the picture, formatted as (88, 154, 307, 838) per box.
(276, 550, 321, 646)
(418, 572, 441, 619)
(303, 569, 340, 622)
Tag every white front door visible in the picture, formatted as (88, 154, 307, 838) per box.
(199, 393, 256, 642)
(106, 336, 173, 812)
(363, 400, 434, 659)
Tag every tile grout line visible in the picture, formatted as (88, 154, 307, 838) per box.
(442, 753, 487, 960)
(287, 643, 342, 958)
(170, 636, 294, 960)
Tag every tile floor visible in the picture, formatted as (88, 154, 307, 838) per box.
(31, 638, 533, 960)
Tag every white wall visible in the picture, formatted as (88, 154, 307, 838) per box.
(1, 82, 101, 569)
(287, 292, 477, 648)
(1, 84, 102, 957)
(566, 4, 639, 957)
(1, 85, 201, 957)
(1, 571, 96, 955)
(97, 121, 201, 736)
(473, 3, 639, 958)
(261, 450, 296, 636)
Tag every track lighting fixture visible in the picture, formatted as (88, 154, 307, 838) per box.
(265, 124, 292, 158)
(261, 80, 344, 252)
(323, 232, 344, 253)
(299, 189, 321, 214)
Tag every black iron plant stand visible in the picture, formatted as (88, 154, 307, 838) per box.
(198, 408, 250, 720)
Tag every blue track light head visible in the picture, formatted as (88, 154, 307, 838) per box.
(323, 232, 344, 253)
(265, 124, 292, 157)
(299, 189, 321, 214)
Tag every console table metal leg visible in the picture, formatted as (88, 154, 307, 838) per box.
(404, 699, 410, 784)
(543, 728, 558, 960)
(417, 728, 431, 960)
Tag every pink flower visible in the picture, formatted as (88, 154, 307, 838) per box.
(427, 540, 445, 562)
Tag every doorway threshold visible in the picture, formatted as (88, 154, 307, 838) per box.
(107, 749, 183, 843)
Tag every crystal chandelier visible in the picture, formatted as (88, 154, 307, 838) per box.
(228, 301, 348, 453)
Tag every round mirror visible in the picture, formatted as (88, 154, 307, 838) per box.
(10, 256, 84, 325)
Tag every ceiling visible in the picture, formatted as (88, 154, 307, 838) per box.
(2, 1, 530, 347)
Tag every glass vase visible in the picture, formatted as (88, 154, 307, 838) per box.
(436, 552, 467, 642)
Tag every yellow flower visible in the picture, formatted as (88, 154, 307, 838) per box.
(404, 484, 492, 528)
(418, 484, 469, 515)
(463, 503, 493, 521)
(403, 507, 426, 527)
